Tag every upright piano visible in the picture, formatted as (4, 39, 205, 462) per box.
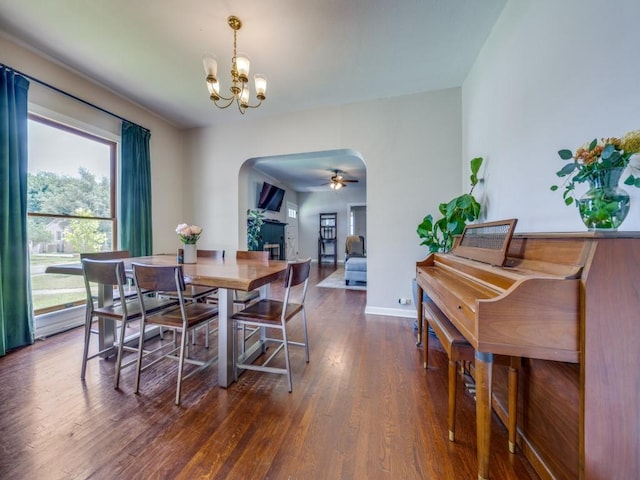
(415, 223, 640, 480)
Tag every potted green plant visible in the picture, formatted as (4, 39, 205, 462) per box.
(247, 209, 265, 251)
(412, 158, 484, 330)
(551, 129, 640, 230)
(416, 157, 483, 253)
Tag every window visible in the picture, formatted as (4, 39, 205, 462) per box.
(27, 114, 117, 314)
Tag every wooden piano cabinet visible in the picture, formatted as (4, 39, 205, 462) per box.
(582, 238, 640, 479)
(416, 232, 640, 480)
(492, 359, 580, 480)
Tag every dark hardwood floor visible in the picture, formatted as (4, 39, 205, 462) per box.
(0, 265, 538, 479)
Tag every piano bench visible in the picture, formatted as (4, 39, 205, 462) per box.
(423, 301, 475, 442)
(423, 301, 520, 452)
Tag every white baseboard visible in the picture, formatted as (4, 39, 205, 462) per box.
(35, 305, 85, 339)
(365, 305, 416, 319)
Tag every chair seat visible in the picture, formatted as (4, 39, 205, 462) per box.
(93, 296, 178, 320)
(147, 303, 218, 329)
(234, 290, 260, 304)
(205, 289, 260, 305)
(162, 284, 216, 302)
(232, 299, 303, 324)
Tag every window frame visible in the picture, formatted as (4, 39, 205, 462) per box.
(27, 112, 118, 315)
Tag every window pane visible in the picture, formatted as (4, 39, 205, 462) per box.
(27, 116, 116, 314)
(29, 218, 114, 312)
(28, 119, 112, 217)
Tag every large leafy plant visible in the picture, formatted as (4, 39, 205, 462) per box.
(247, 209, 265, 250)
(416, 157, 483, 253)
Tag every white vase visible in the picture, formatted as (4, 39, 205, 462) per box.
(183, 243, 197, 263)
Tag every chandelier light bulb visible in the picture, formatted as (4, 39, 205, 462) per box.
(239, 85, 250, 106)
(203, 56, 218, 82)
(254, 74, 267, 99)
(235, 54, 250, 82)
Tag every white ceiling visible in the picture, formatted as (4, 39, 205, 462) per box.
(0, 0, 506, 191)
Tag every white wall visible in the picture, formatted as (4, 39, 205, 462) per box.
(463, 0, 640, 232)
(1, 34, 186, 255)
(297, 188, 366, 263)
(186, 89, 462, 316)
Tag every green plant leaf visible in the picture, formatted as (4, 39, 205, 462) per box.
(602, 143, 615, 159)
(558, 149, 573, 160)
(469, 157, 483, 186)
(550, 185, 558, 191)
(588, 138, 598, 151)
(556, 163, 577, 177)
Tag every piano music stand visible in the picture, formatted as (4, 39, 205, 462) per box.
(452, 218, 518, 266)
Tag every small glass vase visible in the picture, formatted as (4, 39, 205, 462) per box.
(183, 243, 197, 263)
(577, 167, 630, 231)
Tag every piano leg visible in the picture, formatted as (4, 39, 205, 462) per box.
(416, 285, 424, 348)
(508, 357, 521, 454)
(475, 351, 493, 480)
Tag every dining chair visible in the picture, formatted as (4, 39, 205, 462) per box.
(161, 249, 224, 347)
(132, 263, 219, 405)
(233, 250, 269, 308)
(80, 258, 178, 389)
(80, 250, 134, 302)
(205, 250, 268, 309)
(232, 258, 312, 392)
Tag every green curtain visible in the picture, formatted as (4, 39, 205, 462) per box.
(0, 67, 34, 356)
(119, 121, 153, 257)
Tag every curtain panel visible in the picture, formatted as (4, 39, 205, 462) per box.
(0, 67, 34, 356)
(119, 121, 152, 257)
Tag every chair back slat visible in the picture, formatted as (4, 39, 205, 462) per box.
(198, 249, 225, 259)
(80, 250, 131, 260)
(236, 250, 269, 262)
(284, 258, 312, 288)
(82, 259, 126, 286)
(133, 263, 185, 293)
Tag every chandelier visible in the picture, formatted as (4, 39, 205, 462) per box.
(202, 16, 267, 114)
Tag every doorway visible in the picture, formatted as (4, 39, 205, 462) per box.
(285, 202, 299, 260)
(348, 203, 367, 243)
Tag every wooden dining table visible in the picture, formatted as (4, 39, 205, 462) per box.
(46, 254, 288, 387)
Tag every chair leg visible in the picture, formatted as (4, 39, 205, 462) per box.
(134, 319, 147, 394)
(282, 325, 293, 393)
(113, 319, 127, 389)
(301, 309, 310, 363)
(232, 320, 239, 383)
(175, 328, 189, 405)
(80, 309, 93, 380)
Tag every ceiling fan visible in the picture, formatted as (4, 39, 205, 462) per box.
(329, 170, 359, 190)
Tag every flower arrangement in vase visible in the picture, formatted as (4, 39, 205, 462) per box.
(551, 129, 640, 230)
(176, 223, 202, 263)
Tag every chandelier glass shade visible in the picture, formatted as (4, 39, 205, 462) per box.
(203, 16, 267, 114)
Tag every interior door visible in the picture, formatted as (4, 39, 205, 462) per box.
(285, 202, 299, 260)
